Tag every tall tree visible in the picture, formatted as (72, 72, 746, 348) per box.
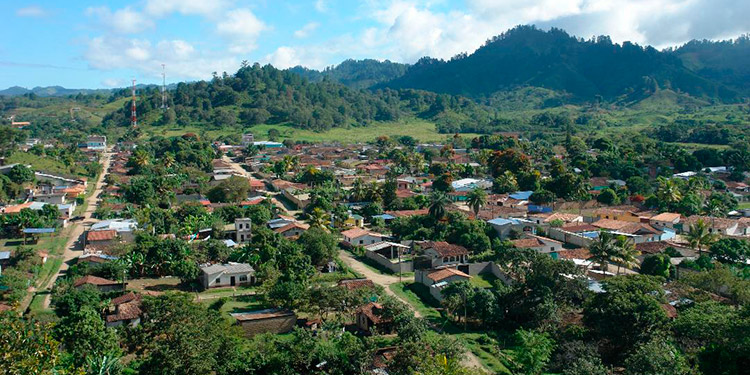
(428, 191, 451, 220)
(686, 219, 717, 256)
(467, 187, 487, 217)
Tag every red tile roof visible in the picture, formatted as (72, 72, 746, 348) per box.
(511, 238, 544, 248)
(426, 267, 471, 282)
(422, 241, 468, 257)
(87, 230, 117, 242)
(274, 222, 310, 234)
(356, 302, 391, 324)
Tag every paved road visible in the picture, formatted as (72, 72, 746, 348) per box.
(39, 149, 113, 308)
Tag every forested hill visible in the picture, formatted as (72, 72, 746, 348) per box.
(102, 63, 492, 132)
(672, 35, 750, 96)
(288, 59, 409, 89)
(377, 26, 745, 102)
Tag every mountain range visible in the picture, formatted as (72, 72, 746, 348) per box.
(3, 26, 748, 105)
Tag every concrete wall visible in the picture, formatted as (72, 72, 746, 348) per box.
(548, 228, 595, 248)
(365, 250, 413, 273)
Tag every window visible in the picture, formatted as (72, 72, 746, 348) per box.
(359, 240, 364, 244)
(239, 275, 248, 282)
(216, 278, 221, 284)
(443, 257, 448, 263)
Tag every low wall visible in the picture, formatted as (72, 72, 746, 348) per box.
(548, 228, 595, 248)
(365, 250, 414, 273)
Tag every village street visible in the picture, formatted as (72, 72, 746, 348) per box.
(38, 148, 113, 308)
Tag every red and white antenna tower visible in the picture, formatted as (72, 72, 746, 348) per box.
(131, 79, 137, 127)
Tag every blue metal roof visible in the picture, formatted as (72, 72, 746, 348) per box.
(509, 191, 534, 200)
(22, 228, 56, 234)
(487, 218, 518, 226)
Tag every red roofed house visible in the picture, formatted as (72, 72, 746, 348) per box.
(421, 241, 468, 267)
(274, 222, 310, 238)
(341, 228, 387, 246)
(86, 229, 118, 249)
(415, 267, 472, 301)
(510, 234, 563, 254)
(356, 302, 393, 333)
(106, 292, 142, 327)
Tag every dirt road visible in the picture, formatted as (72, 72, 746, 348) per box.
(39, 149, 113, 308)
(338, 250, 420, 317)
(338, 250, 488, 372)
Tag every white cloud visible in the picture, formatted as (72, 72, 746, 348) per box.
(315, 0, 328, 13)
(143, 0, 231, 18)
(294, 22, 320, 38)
(102, 78, 124, 88)
(84, 36, 239, 80)
(216, 8, 268, 54)
(85, 6, 155, 34)
(16, 5, 47, 18)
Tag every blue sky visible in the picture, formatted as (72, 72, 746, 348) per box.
(1, 0, 747, 89)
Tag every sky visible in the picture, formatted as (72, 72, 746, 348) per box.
(0, 0, 747, 89)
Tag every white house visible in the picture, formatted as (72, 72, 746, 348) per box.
(510, 235, 563, 254)
(415, 267, 472, 301)
(200, 262, 256, 289)
(341, 228, 387, 246)
(649, 212, 681, 230)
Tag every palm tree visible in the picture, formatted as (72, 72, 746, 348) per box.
(588, 231, 617, 276)
(686, 219, 717, 256)
(162, 152, 175, 169)
(428, 191, 451, 220)
(613, 236, 639, 275)
(467, 187, 487, 217)
(656, 177, 682, 209)
(351, 178, 366, 202)
(307, 207, 331, 232)
(132, 149, 150, 168)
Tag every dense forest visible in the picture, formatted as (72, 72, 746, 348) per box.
(377, 26, 746, 101)
(289, 59, 409, 89)
(101, 63, 499, 133)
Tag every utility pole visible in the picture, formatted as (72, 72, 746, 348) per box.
(131, 79, 137, 127)
(161, 64, 167, 110)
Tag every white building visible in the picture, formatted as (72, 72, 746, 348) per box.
(200, 262, 256, 289)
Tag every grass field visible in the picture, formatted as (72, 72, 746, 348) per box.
(470, 273, 499, 288)
(6, 152, 88, 177)
(455, 333, 512, 375)
(141, 118, 479, 144)
(389, 282, 442, 322)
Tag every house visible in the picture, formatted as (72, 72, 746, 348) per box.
(267, 215, 297, 229)
(528, 212, 583, 225)
(90, 219, 137, 242)
(232, 308, 296, 337)
(105, 292, 142, 327)
(235, 218, 252, 244)
(341, 228, 388, 246)
(421, 241, 468, 267)
(73, 275, 124, 292)
(86, 229, 119, 249)
(592, 219, 662, 244)
(344, 214, 365, 228)
(649, 213, 681, 230)
(487, 217, 536, 239)
(682, 216, 745, 236)
(32, 193, 67, 205)
(83, 135, 107, 151)
(356, 302, 393, 333)
(510, 235, 563, 254)
(241, 133, 255, 147)
(593, 208, 642, 223)
(415, 267, 472, 301)
(274, 222, 310, 238)
(200, 262, 256, 289)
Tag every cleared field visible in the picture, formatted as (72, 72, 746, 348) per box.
(142, 118, 480, 143)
